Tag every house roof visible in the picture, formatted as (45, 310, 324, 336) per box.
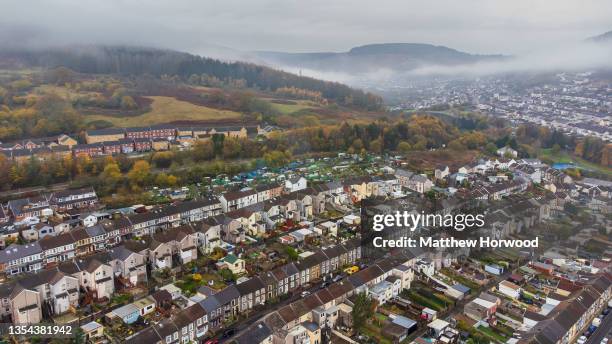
(38, 232, 75, 250)
(199, 296, 221, 315)
(50, 187, 95, 200)
(172, 303, 206, 327)
(327, 280, 355, 299)
(235, 277, 265, 296)
(108, 245, 137, 261)
(234, 323, 272, 344)
(277, 304, 298, 323)
(150, 289, 172, 305)
(212, 285, 240, 306)
(125, 326, 161, 344)
(222, 189, 257, 201)
(110, 303, 140, 318)
(0, 242, 42, 264)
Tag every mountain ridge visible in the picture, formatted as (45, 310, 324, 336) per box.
(253, 42, 507, 74)
(0, 44, 383, 110)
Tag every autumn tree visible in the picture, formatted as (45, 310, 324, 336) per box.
(100, 161, 122, 190)
(127, 160, 151, 188)
(152, 151, 175, 168)
(0, 154, 12, 190)
(264, 150, 291, 168)
(397, 141, 412, 153)
(192, 140, 215, 161)
(222, 137, 241, 159)
(120, 96, 138, 110)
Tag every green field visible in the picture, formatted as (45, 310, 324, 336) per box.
(85, 96, 242, 126)
(267, 99, 316, 114)
(539, 148, 612, 177)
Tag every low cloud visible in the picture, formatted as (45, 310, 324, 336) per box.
(263, 40, 612, 86)
(409, 41, 612, 77)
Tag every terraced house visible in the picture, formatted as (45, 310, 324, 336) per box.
(108, 245, 148, 286)
(524, 274, 612, 344)
(62, 254, 115, 300)
(0, 242, 43, 276)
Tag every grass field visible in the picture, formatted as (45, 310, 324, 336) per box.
(85, 96, 242, 126)
(267, 99, 316, 114)
(539, 148, 612, 177)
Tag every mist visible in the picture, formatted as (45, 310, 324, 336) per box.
(257, 39, 612, 87)
(1, 0, 611, 88)
(409, 41, 612, 78)
(1, 0, 611, 54)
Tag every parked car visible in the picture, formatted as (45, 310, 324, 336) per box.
(221, 328, 236, 339)
(592, 317, 602, 327)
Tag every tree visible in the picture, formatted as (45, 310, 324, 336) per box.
(219, 268, 235, 282)
(352, 292, 376, 329)
(397, 141, 411, 153)
(120, 95, 138, 110)
(155, 173, 179, 187)
(222, 137, 241, 159)
(601, 144, 611, 167)
(264, 150, 290, 168)
(369, 138, 383, 154)
(448, 140, 465, 151)
(285, 246, 299, 261)
(100, 161, 122, 189)
(32, 94, 84, 136)
(0, 154, 11, 190)
(485, 142, 497, 155)
(152, 151, 174, 168)
(166, 174, 178, 187)
(155, 173, 170, 187)
(193, 140, 215, 161)
(71, 326, 86, 344)
(127, 160, 150, 188)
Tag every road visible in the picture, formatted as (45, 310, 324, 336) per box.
(0, 182, 71, 200)
(215, 279, 329, 342)
(586, 310, 612, 344)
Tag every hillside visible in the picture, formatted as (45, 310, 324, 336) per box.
(0, 46, 386, 142)
(254, 43, 506, 74)
(588, 30, 612, 43)
(0, 45, 382, 111)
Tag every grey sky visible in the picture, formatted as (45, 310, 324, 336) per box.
(1, 0, 611, 55)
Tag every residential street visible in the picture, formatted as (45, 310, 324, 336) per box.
(586, 311, 612, 344)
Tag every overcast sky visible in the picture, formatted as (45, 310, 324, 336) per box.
(1, 0, 611, 56)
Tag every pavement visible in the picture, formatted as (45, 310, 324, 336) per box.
(586, 310, 612, 344)
(216, 252, 513, 343)
(214, 277, 331, 342)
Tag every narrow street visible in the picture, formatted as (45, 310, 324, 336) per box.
(586, 311, 612, 344)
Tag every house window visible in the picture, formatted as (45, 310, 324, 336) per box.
(166, 335, 172, 343)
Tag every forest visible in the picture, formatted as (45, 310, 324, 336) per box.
(1, 46, 383, 111)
